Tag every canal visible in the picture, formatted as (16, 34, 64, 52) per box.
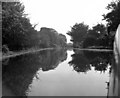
(2, 49, 117, 96)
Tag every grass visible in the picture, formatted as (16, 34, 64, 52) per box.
(0, 46, 113, 61)
(0, 48, 54, 61)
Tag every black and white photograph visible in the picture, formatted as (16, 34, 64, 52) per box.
(0, 0, 120, 97)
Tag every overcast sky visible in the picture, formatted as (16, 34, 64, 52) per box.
(20, 0, 112, 43)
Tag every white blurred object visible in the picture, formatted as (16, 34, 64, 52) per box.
(114, 24, 120, 64)
(108, 24, 120, 98)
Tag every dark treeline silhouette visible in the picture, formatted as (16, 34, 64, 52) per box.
(69, 49, 113, 73)
(103, 0, 120, 49)
(2, 2, 38, 51)
(2, 49, 67, 96)
(2, 2, 67, 53)
(103, 0, 120, 32)
(67, 23, 110, 49)
(2, 0, 120, 51)
(67, 23, 88, 48)
(67, 0, 120, 49)
(38, 27, 67, 48)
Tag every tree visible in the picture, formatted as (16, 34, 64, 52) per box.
(83, 36, 97, 48)
(38, 27, 67, 48)
(83, 23, 109, 48)
(103, 0, 120, 32)
(2, 2, 25, 50)
(58, 34, 67, 47)
(102, 0, 120, 48)
(87, 23, 107, 38)
(67, 22, 89, 47)
(2, 2, 67, 50)
(2, 2, 40, 50)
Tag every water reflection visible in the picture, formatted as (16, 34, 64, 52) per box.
(2, 49, 118, 96)
(2, 49, 67, 96)
(69, 49, 113, 73)
(28, 50, 110, 96)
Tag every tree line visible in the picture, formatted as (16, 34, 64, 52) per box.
(2, 0, 120, 52)
(67, 0, 120, 49)
(2, 2, 67, 52)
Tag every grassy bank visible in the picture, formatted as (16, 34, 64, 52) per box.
(0, 48, 54, 61)
(73, 48, 113, 52)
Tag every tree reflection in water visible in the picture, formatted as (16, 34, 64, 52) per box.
(69, 49, 113, 73)
(2, 49, 67, 96)
(68, 49, 119, 97)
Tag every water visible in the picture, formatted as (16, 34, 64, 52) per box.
(2, 49, 115, 96)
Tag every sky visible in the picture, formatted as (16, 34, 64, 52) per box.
(20, 0, 112, 43)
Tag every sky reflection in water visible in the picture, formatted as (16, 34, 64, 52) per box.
(2, 49, 113, 96)
(27, 50, 111, 96)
